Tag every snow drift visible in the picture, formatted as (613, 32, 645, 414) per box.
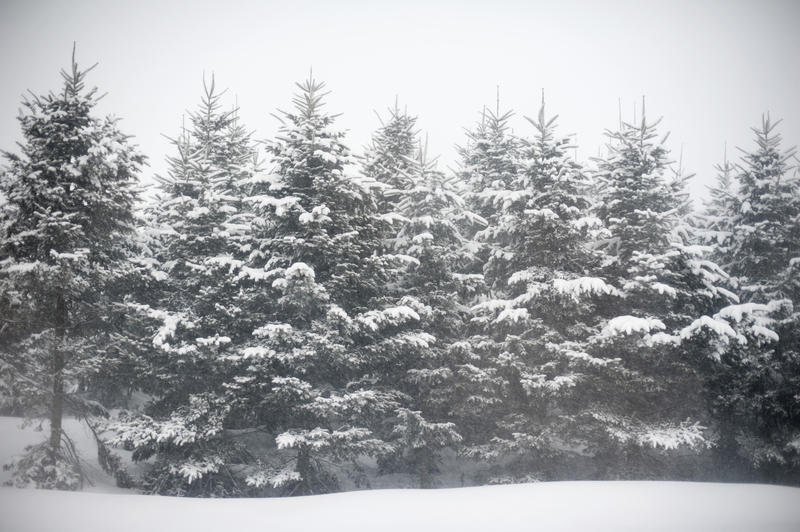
(1, 417, 800, 532)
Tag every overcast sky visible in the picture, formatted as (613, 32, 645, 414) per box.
(1, 0, 798, 202)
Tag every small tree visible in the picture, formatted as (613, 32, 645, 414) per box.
(698, 147, 738, 249)
(362, 101, 419, 214)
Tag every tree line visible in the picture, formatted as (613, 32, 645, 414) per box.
(1, 50, 798, 495)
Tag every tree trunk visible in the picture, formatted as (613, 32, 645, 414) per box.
(416, 446, 433, 489)
(49, 292, 66, 455)
(296, 446, 312, 495)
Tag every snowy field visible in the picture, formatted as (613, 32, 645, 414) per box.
(1, 417, 800, 532)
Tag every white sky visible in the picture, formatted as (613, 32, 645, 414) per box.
(1, 0, 799, 203)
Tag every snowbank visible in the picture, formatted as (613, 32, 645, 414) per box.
(1, 481, 799, 532)
(1, 417, 799, 531)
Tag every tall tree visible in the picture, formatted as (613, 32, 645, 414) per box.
(230, 77, 430, 495)
(0, 48, 144, 489)
(464, 101, 611, 481)
(108, 78, 264, 496)
(378, 143, 474, 486)
(707, 116, 800, 483)
(589, 109, 741, 478)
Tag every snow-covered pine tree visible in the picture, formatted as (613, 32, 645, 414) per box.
(139, 77, 261, 411)
(439, 101, 520, 471)
(0, 47, 144, 489)
(698, 148, 738, 249)
(253, 77, 390, 309)
(457, 105, 521, 240)
(706, 116, 800, 483)
(234, 76, 429, 494)
(588, 108, 740, 478)
(721, 116, 799, 301)
(458, 105, 520, 222)
(378, 142, 474, 486)
(107, 78, 265, 496)
(362, 101, 419, 214)
(464, 101, 612, 481)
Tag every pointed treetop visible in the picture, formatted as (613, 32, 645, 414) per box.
(641, 95, 647, 131)
(292, 73, 331, 120)
(59, 42, 98, 100)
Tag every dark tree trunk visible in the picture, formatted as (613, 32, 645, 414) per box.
(416, 446, 433, 489)
(49, 292, 66, 455)
(296, 446, 312, 494)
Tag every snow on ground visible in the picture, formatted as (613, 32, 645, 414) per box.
(0, 416, 133, 493)
(1, 416, 800, 532)
(2, 481, 800, 532)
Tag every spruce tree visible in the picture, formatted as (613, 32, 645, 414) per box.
(378, 143, 474, 486)
(234, 77, 429, 494)
(0, 48, 144, 489)
(464, 101, 612, 481)
(722, 116, 799, 300)
(589, 109, 740, 478)
(708, 116, 800, 482)
(108, 78, 264, 496)
(699, 149, 738, 249)
(362, 101, 419, 214)
(458, 106, 521, 226)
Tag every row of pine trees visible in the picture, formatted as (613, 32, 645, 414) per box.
(1, 51, 799, 495)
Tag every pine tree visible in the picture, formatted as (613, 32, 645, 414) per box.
(254, 77, 389, 308)
(589, 109, 740, 478)
(699, 148, 738, 249)
(232, 77, 429, 494)
(378, 143, 474, 486)
(140, 77, 261, 412)
(464, 101, 612, 481)
(707, 116, 800, 483)
(458, 104, 521, 242)
(722, 116, 799, 301)
(108, 78, 264, 496)
(0, 47, 144, 489)
(593, 115, 686, 263)
(362, 101, 419, 214)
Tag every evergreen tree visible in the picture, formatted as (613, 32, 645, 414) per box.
(378, 143, 474, 486)
(232, 77, 430, 494)
(108, 78, 264, 496)
(139, 77, 261, 413)
(254, 77, 389, 308)
(0, 48, 144, 489)
(593, 115, 686, 263)
(699, 148, 738, 249)
(707, 116, 800, 483)
(464, 101, 612, 481)
(589, 109, 740, 478)
(722, 116, 799, 301)
(362, 101, 419, 214)
(458, 105, 521, 241)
